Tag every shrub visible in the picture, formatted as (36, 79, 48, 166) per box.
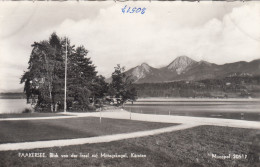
(22, 108, 33, 113)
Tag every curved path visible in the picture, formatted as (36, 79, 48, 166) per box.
(0, 109, 259, 151)
(0, 123, 196, 151)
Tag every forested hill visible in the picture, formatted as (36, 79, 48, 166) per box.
(0, 93, 26, 99)
(134, 76, 260, 98)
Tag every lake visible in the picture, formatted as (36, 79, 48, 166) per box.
(124, 99, 260, 121)
(0, 99, 32, 114)
(1, 99, 260, 121)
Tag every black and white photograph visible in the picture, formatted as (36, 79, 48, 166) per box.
(0, 1, 259, 166)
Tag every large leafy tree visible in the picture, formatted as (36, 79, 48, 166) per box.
(20, 36, 62, 112)
(21, 33, 107, 112)
(109, 64, 137, 105)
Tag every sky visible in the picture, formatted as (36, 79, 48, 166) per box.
(0, 1, 260, 91)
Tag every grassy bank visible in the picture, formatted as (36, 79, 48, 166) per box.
(0, 126, 259, 167)
(0, 117, 176, 143)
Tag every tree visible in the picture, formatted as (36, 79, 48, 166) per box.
(66, 45, 97, 111)
(91, 75, 109, 104)
(20, 37, 62, 112)
(109, 64, 137, 105)
(21, 32, 108, 112)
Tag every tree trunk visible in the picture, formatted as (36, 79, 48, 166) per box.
(55, 103, 58, 112)
(49, 89, 53, 112)
(92, 96, 95, 106)
(50, 104, 53, 112)
(44, 52, 54, 113)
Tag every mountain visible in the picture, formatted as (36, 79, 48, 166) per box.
(130, 63, 152, 80)
(125, 63, 166, 83)
(166, 56, 196, 74)
(121, 56, 260, 83)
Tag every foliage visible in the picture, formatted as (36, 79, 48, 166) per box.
(20, 33, 108, 112)
(134, 75, 260, 98)
(22, 108, 33, 114)
(109, 64, 137, 105)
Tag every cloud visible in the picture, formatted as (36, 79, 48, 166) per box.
(52, 2, 260, 73)
(0, 1, 259, 90)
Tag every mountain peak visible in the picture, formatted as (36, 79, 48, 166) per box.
(131, 63, 152, 80)
(167, 56, 196, 74)
(140, 63, 150, 70)
(173, 56, 195, 63)
(176, 55, 192, 60)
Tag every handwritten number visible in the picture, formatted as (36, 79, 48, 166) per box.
(121, 5, 146, 14)
(141, 8, 146, 14)
(130, 7, 136, 13)
(136, 8, 141, 13)
(122, 5, 127, 14)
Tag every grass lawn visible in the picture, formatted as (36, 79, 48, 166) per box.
(0, 126, 259, 167)
(0, 117, 176, 143)
(0, 112, 69, 118)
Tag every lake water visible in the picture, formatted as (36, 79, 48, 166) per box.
(124, 100, 260, 121)
(0, 99, 32, 114)
(1, 99, 260, 121)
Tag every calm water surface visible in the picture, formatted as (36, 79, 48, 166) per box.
(1, 99, 260, 121)
(124, 101, 260, 121)
(0, 99, 32, 114)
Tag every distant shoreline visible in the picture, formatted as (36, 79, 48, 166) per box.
(1, 96, 260, 101)
(135, 97, 260, 102)
(0, 92, 25, 99)
(0, 97, 26, 99)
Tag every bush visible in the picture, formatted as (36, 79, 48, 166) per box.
(87, 105, 96, 112)
(22, 108, 33, 113)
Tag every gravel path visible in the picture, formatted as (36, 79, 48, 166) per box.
(0, 123, 196, 151)
(0, 109, 259, 151)
(69, 109, 260, 129)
